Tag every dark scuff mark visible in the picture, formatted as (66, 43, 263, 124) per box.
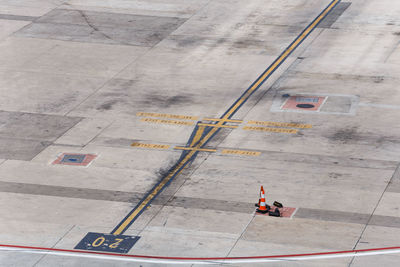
(330, 127, 360, 144)
(142, 94, 194, 108)
(97, 100, 119, 110)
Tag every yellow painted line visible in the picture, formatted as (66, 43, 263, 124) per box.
(111, 0, 339, 235)
(247, 120, 312, 129)
(136, 112, 199, 120)
(174, 146, 217, 152)
(220, 0, 340, 120)
(190, 125, 205, 147)
(140, 118, 194, 126)
(222, 149, 261, 156)
(203, 118, 243, 123)
(112, 150, 194, 235)
(131, 142, 170, 149)
(198, 123, 238, 129)
(243, 126, 298, 134)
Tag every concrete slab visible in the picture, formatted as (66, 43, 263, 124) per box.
(16, 9, 187, 47)
(333, 0, 400, 32)
(227, 240, 352, 267)
(0, 252, 43, 267)
(126, 227, 237, 257)
(350, 217, 400, 266)
(61, 0, 209, 18)
(54, 117, 113, 146)
(0, 219, 74, 247)
(92, 118, 196, 145)
(0, 138, 50, 160)
(373, 192, 400, 218)
(146, 206, 253, 235)
(19, 41, 150, 78)
(0, 70, 107, 114)
(0, 14, 37, 21)
(172, 0, 331, 38)
(295, 208, 370, 225)
(0, 160, 157, 192)
(294, 28, 400, 77)
(356, 225, 400, 248)
(0, 112, 81, 141)
(0, 192, 133, 228)
(0, 37, 57, 70)
(0, 0, 60, 17)
(317, 2, 351, 29)
(350, 255, 400, 267)
(242, 217, 364, 250)
(0, 19, 30, 40)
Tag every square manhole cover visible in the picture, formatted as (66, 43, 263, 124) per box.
(53, 153, 97, 166)
(271, 93, 359, 115)
(282, 96, 326, 111)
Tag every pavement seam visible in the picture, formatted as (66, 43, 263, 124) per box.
(348, 162, 400, 266)
(223, 214, 256, 261)
(31, 224, 76, 267)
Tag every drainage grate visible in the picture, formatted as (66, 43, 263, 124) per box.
(53, 153, 97, 166)
(281, 95, 326, 111)
(61, 154, 86, 163)
(296, 104, 315, 109)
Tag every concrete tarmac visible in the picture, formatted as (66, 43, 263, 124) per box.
(0, 0, 400, 266)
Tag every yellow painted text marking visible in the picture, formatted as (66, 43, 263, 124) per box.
(243, 126, 298, 134)
(137, 112, 198, 120)
(248, 120, 312, 129)
(131, 142, 170, 149)
(222, 149, 261, 156)
(141, 118, 194, 126)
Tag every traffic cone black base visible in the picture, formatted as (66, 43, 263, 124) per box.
(256, 208, 268, 214)
(256, 205, 270, 214)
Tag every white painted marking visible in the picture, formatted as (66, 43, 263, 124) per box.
(1, 246, 400, 264)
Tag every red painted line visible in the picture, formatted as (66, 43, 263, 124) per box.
(1, 244, 400, 261)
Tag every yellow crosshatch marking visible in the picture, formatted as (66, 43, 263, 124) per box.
(174, 146, 217, 152)
(197, 123, 238, 129)
(131, 142, 170, 149)
(141, 118, 194, 126)
(222, 149, 261, 156)
(203, 118, 243, 123)
(110, 0, 340, 236)
(243, 126, 298, 134)
(137, 112, 198, 120)
(247, 120, 312, 129)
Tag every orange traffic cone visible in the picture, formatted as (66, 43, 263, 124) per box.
(255, 186, 265, 207)
(256, 188, 270, 214)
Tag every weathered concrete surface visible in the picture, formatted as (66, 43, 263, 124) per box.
(0, 0, 400, 266)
